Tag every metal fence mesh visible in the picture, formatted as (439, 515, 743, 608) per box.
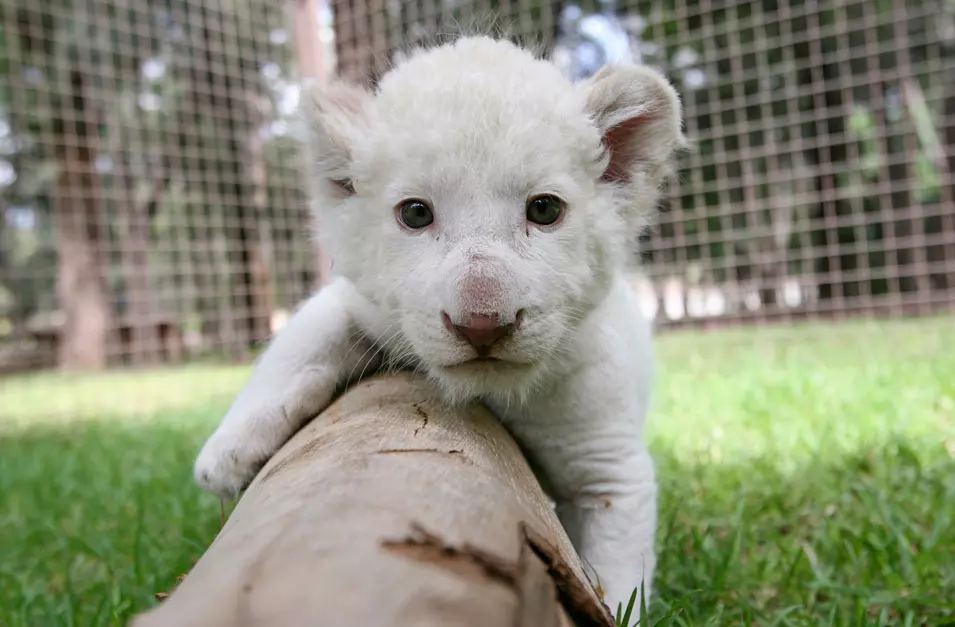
(0, 0, 953, 375)
(333, 0, 955, 327)
(1, 0, 324, 373)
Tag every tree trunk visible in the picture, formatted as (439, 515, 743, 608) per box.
(188, 3, 272, 359)
(114, 122, 165, 366)
(52, 69, 113, 371)
(244, 90, 276, 340)
(940, 79, 955, 293)
(292, 0, 333, 287)
(131, 374, 616, 627)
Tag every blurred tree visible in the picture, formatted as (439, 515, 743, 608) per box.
(0, 0, 309, 370)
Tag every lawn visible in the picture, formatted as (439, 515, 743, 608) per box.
(1, 317, 953, 626)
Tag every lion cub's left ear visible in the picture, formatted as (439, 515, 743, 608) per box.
(300, 80, 374, 198)
(580, 65, 687, 190)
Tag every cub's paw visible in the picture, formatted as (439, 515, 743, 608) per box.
(193, 427, 271, 498)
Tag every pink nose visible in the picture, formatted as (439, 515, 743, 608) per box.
(442, 311, 523, 356)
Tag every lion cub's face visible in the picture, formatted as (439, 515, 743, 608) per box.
(304, 36, 684, 400)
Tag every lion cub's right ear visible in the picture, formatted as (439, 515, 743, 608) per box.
(301, 81, 374, 197)
(579, 65, 686, 191)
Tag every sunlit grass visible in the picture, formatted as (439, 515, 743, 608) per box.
(2, 317, 953, 626)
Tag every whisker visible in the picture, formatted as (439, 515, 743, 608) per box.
(344, 319, 399, 385)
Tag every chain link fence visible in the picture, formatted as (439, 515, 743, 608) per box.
(333, 0, 955, 327)
(0, 0, 328, 374)
(1, 0, 953, 375)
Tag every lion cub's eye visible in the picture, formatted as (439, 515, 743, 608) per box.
(525, 195, 564, 226)
(396, 199, 434, 229)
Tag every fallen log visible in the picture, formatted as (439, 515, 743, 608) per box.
(131, 372, 617, 627)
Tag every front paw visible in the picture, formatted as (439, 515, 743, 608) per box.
(193, 427, 271, 498)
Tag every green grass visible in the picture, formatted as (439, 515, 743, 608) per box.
(2, 317, 954, 626)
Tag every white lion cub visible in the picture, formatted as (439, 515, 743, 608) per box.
(194, 35, 685, 611)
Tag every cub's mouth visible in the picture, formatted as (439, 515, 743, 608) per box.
(444, 356, 530, 370)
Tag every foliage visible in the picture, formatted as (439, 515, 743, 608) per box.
(0, 0, 315, 362)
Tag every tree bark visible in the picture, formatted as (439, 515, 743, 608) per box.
(132, 373, 616, 627)
(244, 89, 277, 340)
(52, 69, 113, 371)
(113, 120, 165, 366)
(292, 0, 333, 287)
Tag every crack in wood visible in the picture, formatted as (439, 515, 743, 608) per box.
(375, 448, 465, 458)
(412, 403, 429, 436)
(380, 522, 615, 627)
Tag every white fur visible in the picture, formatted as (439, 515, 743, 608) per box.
(194, 35, 685, 612)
